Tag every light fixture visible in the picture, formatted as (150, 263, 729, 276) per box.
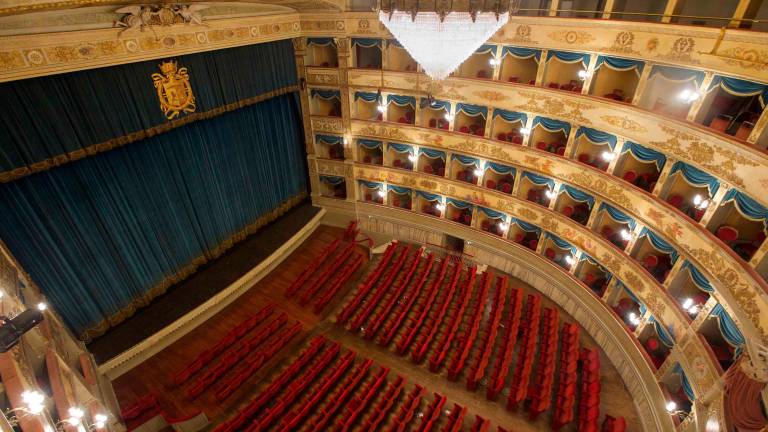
(577, 70, 588, 80)
(21, 390, 45, 415)
(473, 168, 484, 177)
(665, 401, 677, 413)
(620, 229, 633, 241)
(444, 112, 454, 122)
(343, 137, 349, 146)
(489, 58, 499, 67)
(693, 194, 709, 210)
(0, 291, 4, 299)
(679, 88, 700, 103)
(565, 255, 575, 266)
(545, 189, 557, 200)
(628, 312, 641, 326)
(376, 103, 386, 113)
(436, 203, 446, 211)
(499, 222, 509, 231)
(36, 302, 47, 311)
(408, 154, 418, 162)
(681, 298, 694, 310)
(601, 151, 615, 162)
(379, 11, 510, 80)
(93, 414, 108, 429)
(520, 127, 531, 136)
(377, 189, 386, 198)
(688, 304, 699, 315)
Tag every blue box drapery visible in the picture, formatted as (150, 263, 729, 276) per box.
(649, 65, 705, 86)
(559, 184, 595, 208)
(354, 91, 380, 103)
(452, 154, 480, 167)
(546, 50, 591, 66)
(456, 103, 488, 118)
(359, 180, 383, 190)
(511, 218, 540, 233)
(389, 143, 413, 154)
(681, 261, 714, 293)
(0, 40, 298, 181)
(475, 44, 498, 55)
(709, 75, 768, 108)
(310, 89, 341, 100)
(621, 141, 666, 170)
(0, 94, 307, 339)
(595, 56, 644, 74)
(307, 37, 336, 47)
(388, 185, 412, 195)
(575, 127, 617, 150)
(358, 139, 382, 149)
(522, 172, 555, 188)
(618, 281, 647, 315)
(722, 189, 768, 226)
(492, 109, 528, 125)
(710, 304, 746, 352)
(545, 233, 577, 254)
(599, 203, 637, 229)
(422, 98, 450, 111)
(532, 116, 571, 135)
(648, 316, 676, 348)
(419, 148, 445, 160)
(416, 190, 441, 202)
(672, 363, 695, 402)
(352, 38, 382, 48)
(387, 94, 416, 107)
(316, 134, 343, 145)
(320, 175, 345, 185)
(669, 161, 720, 196)
(639, 227, 679, 263)
(479, 207, 505, 219)
(501, 46, 541, 62)
(447, 198, 473, 210)
(487, 162, 515, 175)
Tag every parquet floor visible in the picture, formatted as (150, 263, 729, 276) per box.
(112, 224, 640, 431)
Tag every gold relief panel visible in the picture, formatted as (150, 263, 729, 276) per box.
(316, 159, 347, 177)
(307, 70, 339, 85)
(715, 46, 768, 72)
(547, 30, 595, 45)
(311, 117, 343, 133)
(601, 31, 640, 56)
(0, 51, 25, 71)
(600, 115, 647, 133)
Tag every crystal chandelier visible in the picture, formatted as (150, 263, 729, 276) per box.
(378, 1, 518, 81)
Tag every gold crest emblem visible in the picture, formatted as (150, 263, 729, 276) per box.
(152, 60, 196, 119)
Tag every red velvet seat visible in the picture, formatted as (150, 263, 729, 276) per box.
(645, 337, 659, 352)
(577, 153, 591, 164)
(667, 194, 684, 208)
(437, 167, 445, 176)
(619, 171, 636, 184)
(459, 126, 470, 133)
(514, 233, 524, 243)
(508, 76, 519, 83)
(716, 225, 739, 243)
(536, 141, 548, 150)
(428, 118, 437, 128)
(548, 82, 559, 89)
(562, 206, 574, 218)
(486, 179, 497, 189)
(365, 193, 372, 201)
(423, 165, 433, 174)
(393, 159, 402, 168)
(481, 220, 491, 231)
(556, 146, 566, 155)
(512, 135, 523, 144)
(545, 248, 556, 260)
(497, 132, 507, 141)
(709, 114, 732, 132)
(500, 182, 512, 194)
(398, 116, 407, 123)
(462, 214, 472, 225)
(363, 155, 372, 163)
(393, 198, 401, 207)
(457, 171, 467, 181)
(643, 254, 659, 269)
(527, 189, 538, 201)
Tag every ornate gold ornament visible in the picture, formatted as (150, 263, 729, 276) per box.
(600, 115, 647, 133)
(510, 24, 533, 44)
(548, 30, 594, 45)
(152, 60, 196, 120)
(604, 31, 639, 55)
(717, 47, 768, 71)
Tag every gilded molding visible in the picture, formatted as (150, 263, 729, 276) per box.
(310, 116, 343, 133)
(350, 120, 768, 349)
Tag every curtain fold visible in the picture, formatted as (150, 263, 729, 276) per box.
(559, 184, 594, 208)
(547, 50, 590, 66)
(475, 44, 498, 55)
(649, 316, 676, 348)
(721, 189, 768, 226)
(320, 175, 345, 185)
(709, 75, 768, 107)
(354, 91, 380, 102)
(649, 65, 705, 86)
(0, 40, 297, 180)
(492, 109, 528, 124)
(452, 154, 480, 167)
(511, 218, 540, 233)
(316, 134, 343, 145)
(307, 37, 336, 47)
(386, 94, 416, 107)
(479, 207, 505, 219)
(595, 56, 644, 74)
(358, 139, 383, 149)
(545, 233, 577, 254)
(0, 94, 307, 339)
(710, 304, 746, 351)
(619, 281, 647, 315)
(416, 190, 441, 201)
(447, 198, 473, 209)
(389, 143, 413, 154)
(419, 148, 445, 160)
(672, 363, 695, 401)
(388, 185, 412, 195)
(522, 172, 554, 188)
(310, 89, 341, 100)
(456, 103, 488, 118)
(352, 38, 383, 49)
(682, 261, 714, 293)
(669, 161, 720, 196)
(639, 227, 679, 263)
(423, 98, 450, 111)
(532, 116, 571, 135)
(621, 141, 666, 170)
(576, 127, 617, 150)
(359, 180, 383, 189)
(501, 46, 541, 62)
(487, 162, 515, 175)
(599, 203, 637, 229)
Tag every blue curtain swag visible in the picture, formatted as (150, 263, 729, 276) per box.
(621, 141, 666, 170)
(501, 46, 541, 62)
(722, 189, 768, 226)
(595, 56, 644, 75)
(576, 127, 617, 150)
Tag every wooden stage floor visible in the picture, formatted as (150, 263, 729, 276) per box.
(112, 224, 640, 431)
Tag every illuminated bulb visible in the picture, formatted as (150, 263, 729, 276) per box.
(578, 70, 588, 80)
(699, 199, 709, 209)
(377, 104, 386, 113)
(22, 390, 45, 414)
(620, 229, 632, 241)
(94, 414, 108, 429)
(499, 222, 509, 231)
(666, 401, 677, 413)
(489, 58, 499, 66)
(36, 302, 47, 311)
(601, 151, 615, 162)
(705, 418, 719, 432)
(473, 168, 483, 177)
(444, 113, 454, 122)
(343, 137, 349, 146)
(407, 154, 418, 162)
(435, 203, 446, 212)
(565, 255, 575, 266)
(628, 312, 640, 325)
(545, 189, 557, 200)
(520, 127, 531, 136)
(688, 304, 699, 315)
(693, 194, 702, 205)
(0, 291, 4, 299)
(377, 190, 386, 198)
(681, 298, 694, 310)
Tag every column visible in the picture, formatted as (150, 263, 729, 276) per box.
(661, 0, 680, 23)
(602, 0, 616, 19)
(562, 127, 579, 158)
(631, 63, 653, 106)
(686, 72, 715, 123)
(535, 49, 548, 87)
(292, 37, 314, 156)
(651, 158, 677, 197)
(581, 55, 599, 96)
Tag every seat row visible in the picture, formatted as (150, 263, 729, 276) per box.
(552, 323, 581, 430)
(214, 335, 497, 432)
(487, 287, 524, 401)
(508, 294, 542, 409)
(467, 275, 509, 391)
(170, 303, 275, 386)
(578, 348, 602, 432)
(447, 270, 493, 381)
(528, 307, 561, 419)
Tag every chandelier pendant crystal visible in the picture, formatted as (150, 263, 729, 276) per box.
(379, 10, 508, 81)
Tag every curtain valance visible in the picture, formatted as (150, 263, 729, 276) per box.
(709, 75, 768, 107)
(501, 46, 541, 62)
(475, 44, 498, 55)
(0, 40, 298, 181)
(416, 190, 441, 201)
(388, 143, 413, 154)
(487, 162, 515, 175)
(389, 185, 412, 195)
(649, 65, 705, 86)
(619, 281, 647, 315)
(682, 261, 714, 293)
(387, 94, 416, 107)
(595, 56, 644, 74)
(669, 161, 720, 196)
(456, 103, 488, 118)
(358, 139, 382, 149)
(710, 304, 746, 352)
(532, 116, 571, 135)
(522, 172, 554, 188)
(423, 98, 451, 111)
(447, 198, 473, 209)
(672, 363, 695, 401)
(387, 39, 403, 48)
(479, 207, 505, 219)
(419, 148, 445, 160)
(576, 126, 617, 150)
(559, 184, 594, 208)
(492, 109, 528, 125)
(547, 50, 590, 66)
(354, 91, 380, 103)
(310, 89, 341, 100)
(621, 141, 666, 170)
(307, 37, 335, 47)
(320, 175, 345, 185)
(545, 233, 577, 254)
(512, 218, 541, 233)
(639, 227, 679, 263)
(359, 180, 383, 189)
(352, 38, 382, 48)
(722, 189, 768, 227)
(452, 154, 480, 167)
(599, 203, 636, 229)
(316, 134, 343, 145)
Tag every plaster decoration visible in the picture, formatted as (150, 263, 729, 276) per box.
(114, 4, 209, 35)
(514, 89, 594, 125)
(0, 51, 25, 70)
(508, 24, 533, 44)
(0, 253, 18, 297)
(548, 30, 595, 45)
(716, 47, 768, 72)
(474, 89, 506, 103)
(316, 159, 347, 177)
(603, 31, 640, 55)
(655, 37, 700, 64)
(25, 49, 45, 65)
(356, 123, 411, 141)
(311, 116, 343, 133)
(306, 70, 339, 85)
(300, 19, 343, 32)
(601, 115, 647, 133)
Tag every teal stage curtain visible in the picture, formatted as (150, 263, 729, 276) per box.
(0, 40, 297, 180)
(0, 94, 307, 340)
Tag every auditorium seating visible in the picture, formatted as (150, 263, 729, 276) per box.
(578, 348, 602, 432)
(553, 323, 581, 430)
(508, 294, 542, 409)
(528, 307, 560, 419)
